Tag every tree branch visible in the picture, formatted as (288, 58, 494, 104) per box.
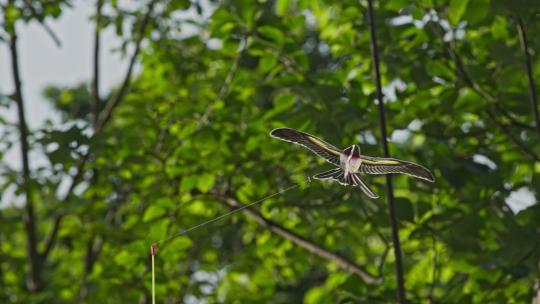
(96, 0, 156, 132)
(427, 230, 439, 303)
(7, 5, 42, 291)
(196, 41, 244, 131)
(91, 0, 103, 128)
(516, 18, 540, 137)
(429, 21, 539, 162)
(79, 234, 104, 298)
(79, 204, 117, 299)
(495, 103, 536, 131)
(366, 0, 407, 302)
(480, 242, 539, 302)
(486, 111, 540, 162)
(78, 3, 105, 295)
(223, 197, 380, 284)
(41, 152, 89, 261)
(41, 212, 62, 261)
(23, 0, 62, 48)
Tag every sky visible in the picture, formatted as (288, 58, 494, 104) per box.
(0, 1, 127, 129)
(0, 1, 536, 212)
(0, 1, 127, 206)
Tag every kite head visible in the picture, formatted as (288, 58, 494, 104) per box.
(343, 145, 361, 158)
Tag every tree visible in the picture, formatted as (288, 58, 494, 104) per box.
(0, 0, 538, 303)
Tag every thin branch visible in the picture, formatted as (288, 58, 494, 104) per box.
(7, 5, 42, 291)
(41, 212, 62, 261)
(91, 0, 103, 128)
(377, 244, 390, 278)
(495, 103, 536, 131)
(481, 242, 539, 302)
(41, 0, 156, 262)
(427, 230, 439, 303)
(486, 111, 540, 162)
(223, 196, 380, 284)
(37, 21, 62, 47)
(196, 43, 244, 131)
(78, 235, 103, 299)
(79, 3, 105, 294)
(516, 18, 540, 137)
(23, 0, 62, 48)
(427, 197, 440, 304)
(79, 207, 115, 300)
(96, 0, 156, 131)
(366, 0, 407, 303)
(41, 152, 89, 261)
(429, 21, 539, 161)
(84, 236, 103, 274)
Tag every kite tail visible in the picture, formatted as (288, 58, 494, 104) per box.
(313, 169, 379, 199)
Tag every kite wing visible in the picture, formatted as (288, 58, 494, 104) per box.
(359, 155, 434, 182)
(270, 128, 341, 165)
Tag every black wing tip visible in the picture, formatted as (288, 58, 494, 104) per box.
(404, 162, 435, 183)
(270, 127, 297, 138)
(418, 167, 435, 183)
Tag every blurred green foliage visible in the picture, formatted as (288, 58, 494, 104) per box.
(1, 0, 539, 303)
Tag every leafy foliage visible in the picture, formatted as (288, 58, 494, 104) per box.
(1, 0, 539, 303)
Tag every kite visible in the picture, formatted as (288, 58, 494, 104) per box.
(270, 128, 434, 198)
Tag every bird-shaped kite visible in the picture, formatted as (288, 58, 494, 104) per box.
(270, 128, 434, 198)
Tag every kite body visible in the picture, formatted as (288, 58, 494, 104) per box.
(270, 128, 434, 199)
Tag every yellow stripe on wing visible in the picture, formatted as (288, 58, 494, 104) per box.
(362, 159, 401, 166)
(307, 136, 341, 156)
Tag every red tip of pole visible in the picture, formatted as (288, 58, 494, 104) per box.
(151, 243, 157, 256)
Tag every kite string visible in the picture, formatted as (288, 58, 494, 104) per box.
(151, 243, 156, 304)
(157, 180, 308, 245)
(149, 177, 310, 302)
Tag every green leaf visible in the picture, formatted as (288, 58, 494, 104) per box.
(114, 14, 123, 36)
(258, 26, 285, 45)
(164, 236, 192, 253)
(448, 0, 470, 24)
(491, 16, 508, 40)
(167, 0, 191, 11)
(304, 287, 332, 304)
(273, 92, 296, 111)
(114, 250, 138, 268)
(455, 88, 485, 111)
(156, 197, 175, 209)
(180, 175, 198, 192)
(143, 205, 166, 222)
(463, 0, 490, 25)
(386, 0, 410, 11)
(5, 6, 20, 23)
(426, 61, 455, 81)
(259, 53, 278, 72)
(197, 173, 216, 192)
(236, 184, 254, 203)
(275, 0, 289, 16)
